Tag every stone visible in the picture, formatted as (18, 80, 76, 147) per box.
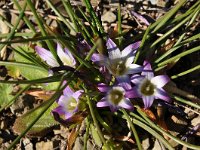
(36, 141, 53, 150)
(22, 138, 33, 150)
(101, 11, 116, 23)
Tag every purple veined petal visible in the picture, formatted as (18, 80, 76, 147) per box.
(109, 105, 118, 112)
(73, 90, 83, 100)
(151, 75, 170, 88)
(57, 95, 71, 107)
(91, 53, 105, 63)
(122, 41, 141, 58)
(127, 64, 143, 74)
(63, 86, 74, 96)
(142, 60, 154, 79)
(125, 87, 140, 98)
(53, 106, 66, 115)
(98, 83, 110, 93)
(131, 11, 150, 26)
(64, 47, 76, 66)
(106, 38, 121, 60)
(35, 46, 59, 67)
(142, 95, 155, 108)
(131, 74, 145, 85)
(118, 98, 134, 110)
(96, 97, 110, 107)
(65, 112, 73, 119)
(116, 75, 132, 90)
(155, 88, 171, 102)
(57, 43, 75, 67)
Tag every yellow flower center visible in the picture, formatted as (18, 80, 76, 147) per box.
(140, 79, 155, 96)
(108, 87, 124, 105)
(109, 60, 127, 76)
(67, 97, 77, 112)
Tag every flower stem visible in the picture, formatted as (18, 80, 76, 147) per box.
(121, 109, 143, 150)
(85, 92, 109, 149)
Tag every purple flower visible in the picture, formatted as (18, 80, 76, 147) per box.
(35, 43, 76, 68)
(53, 86, 83, 119)
(92, 38, 143, 88)
(131, 61, 170, 108)
(96, 83, 134, 112)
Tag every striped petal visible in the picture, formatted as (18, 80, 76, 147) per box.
(35, 46, 59, 67)
(151, 75, 170, 88)
(96, 98, 110, 107)
(122, 41, 140, 58)
(142, 60, 154, 79)
(106, 38, 121, 60)
(98, 83, 110, 93)
(142, 95, 155, 108)
(118, 98, 134, 110)
(57, 43, 75, 67)
(155, 88, 171, 102)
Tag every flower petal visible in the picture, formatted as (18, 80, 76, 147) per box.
(64, 47, 76, 66)
(98, 83, 110, 92)
(118, 98, 134, 110)
(127, 64, 143, 74)
(35, 46, 59, 67)
(65, 112, 73, 119)
(142, 60, 154, 79)
(106, 38, 121, 60)
(116, 75, 132, 90)
(155, 88, 171, 102)
(125, 87, 140, 98)
(58, 95, 70, 107)
(131, 74, 145, 85)
(57, 43, 75, 67)
(151, 75, 170, 88)
(96, 98, 110, 107)
(63, 86, 74, 96)
(73, 90, 83, 100)
(91, 53, 105, 63)
(53, 106, 66, 115)
(142, 95, 155, 108)
(122, 41, 141, 58)
(131, 11, 150, 25)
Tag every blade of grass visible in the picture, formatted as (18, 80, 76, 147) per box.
(151, 0, 187, 33)
(121, 109, 142, 150)
(61, 0, 79, 32)
(171, 65, 200, 79)
(83, 0, 104, 35)
(156, 45, 200, 67)
(7, 73, 69, 150)
(78, 6, 97, 35)
(0, 84, 31, 112)
(129, 115, 174, 150)
(134, 25, 151, 64)
(12, 0, 36, 33)
(0, 61, 47, 71)
(151, 7, 199, 48)
(0, 3, 27, 52)
(26, 0, 59, 63)
(136, 106, 200, 150)
(117, 4, 122, 47)
(0, 35, 74, 44)
(155, 33, 200, 63)
(0, 32, 35, 38)
(44, 0, 76, 33)
(173, 95, 200, 110)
